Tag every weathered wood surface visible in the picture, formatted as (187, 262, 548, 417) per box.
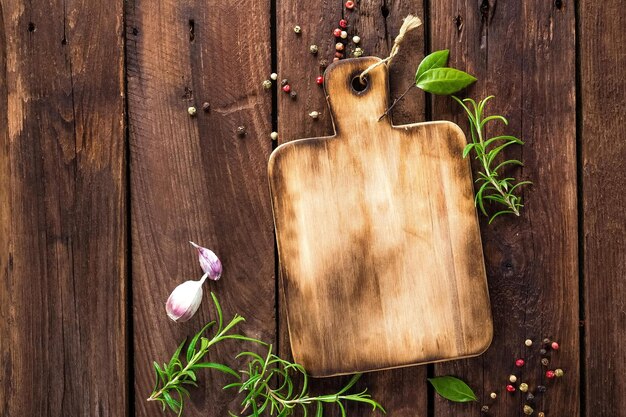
(580, 0, 626, 414)
(431, 1, 579, 416)
(270, 57, 492, 377)
(1, 0, 625, 416)
(0, 0, 127, 415)
(126, 0, 275, 416)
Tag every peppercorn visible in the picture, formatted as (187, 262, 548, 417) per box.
(537, 385, 547, 393)
(202, 102, 211, 112)
(509, 375, 517, 383)
(316, 76, 324, 85)
(333, 57, 340, 62)
(543, 338, 551, 345)
(334, 51, 344, 58)
(340, 30, 348, 39)
(309, 111, 319, 119)
(523, 405, 534, 415)
(506, 384, 515, 393)
(490, 392, 497, 399)
(538, 413, 545, 417)
(187, 106, 197, 116)
(262, 80, 272, 90)
(352, 35, 361, 44)
(319, 59, 329, 70)
(290, 91, 297, 99)
(551, 341, 560, 350)
(270, 73, 278, 80)
(293, 25, 302, 34)
(345, 0, 355, 9)
(527, 393, 535, 402)
(541, 358, 549, 366)
(236, 126, 246, 136)
(270, 131, 278, 141)
(519, 383, 529, 392)
(546, 370, 555, 379)
(516, 359, 525, 367)
(333, 28, 342, 37)
(555, 368, 564, 377)
(336, 42, 344, 51)
(281, 78, 289, 87)
(339, 19, 348, 28)
(481, 405, 489, 413)
(309, 44, 319, 54)
(282, 84, 291, 93)
(539, 348, 547, 356)
(353, 47, 364, 57)
(525, 339, 533, 347)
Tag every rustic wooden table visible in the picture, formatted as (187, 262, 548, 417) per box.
(0, 0, 623, 416)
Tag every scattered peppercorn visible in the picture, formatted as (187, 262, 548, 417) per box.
(335, 51, 344, 58)
(270, 73, 278, 80)
(543, 338, 551, 345)
(333, 28, 342, 37)
(262, 80, 272, 90)
(516, 359, 525, 367)
(309, 44, 318, 54)
(316, 76, 324, 85)
(540, 348, 547, 356)
(551, 341, 560, 350)
(345, 0, 355, 9)
(293, 25, 302, 34)
(520, 383, 529, 392)
(525, 339, 533, 347)
(309, 111, 320, 119)
(352, 35, 361, 44)
(319, 59, 329, 70)
(339, 19, 348, 28)
(523, 405, 534, 415)
(336, 42, 345, 51)
(202, 102, 211, 112)
(490, 392, 497, 399)
(340, 30, 348, 39)
(509, 374, 517, 383)
(236, 126, 246, 136)
(281, 78, 289, 86)
(290, 91, 297, 99)
(187, 106, 197, 116)
(537, 385, 547, 393)
(546, 369, 556, 379)
(527, 393, 535, 402)
(270, 131, 278, 141)
(506, 384, 516, 392)
(555, 368, 564, 377)
(538, 413, 545, 417)
(353, 47, 364, 57)
(333, 57, 340, 62)
(541, 358, 550, 366)
(481, 405, 489, 413)
(282, 84, 291, 93)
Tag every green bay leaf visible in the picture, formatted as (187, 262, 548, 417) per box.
(415, 49, 450, 82)
(428, 376, 478, 402)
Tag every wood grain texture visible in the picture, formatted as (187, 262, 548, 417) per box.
(0, 0, 127, 415)
(276, 2, 430, 415)
(580, 0, 626, 414)
(431, 1, 579, 416)
(126, 0, 275, 415)
(270, 58, 492, 377)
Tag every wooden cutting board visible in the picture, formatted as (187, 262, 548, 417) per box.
(268, 57, 492, 377)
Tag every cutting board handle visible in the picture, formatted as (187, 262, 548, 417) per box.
(324, 57, 391, 133)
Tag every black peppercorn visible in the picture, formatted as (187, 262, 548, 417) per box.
(236, 126, 246, 136)
(527, 393, 535, 402)
(539, 348, 547, 355)
(202, 102, 211, 112)
(281, 79, 289, 87)
(543, 338, 551, 345)
(290, 91, 297, 100)
(537, 385, 547, 393)
(481, 405, 489, 413)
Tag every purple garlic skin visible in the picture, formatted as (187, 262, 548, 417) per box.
(190, 241, 222, 280)
(166, 280, 204, 322)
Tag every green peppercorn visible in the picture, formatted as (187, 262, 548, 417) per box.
(555, 368, 564, 377)
(519, 383, 529, 392)
(523, 405, 534, 415)
(262, 80, 272, 90)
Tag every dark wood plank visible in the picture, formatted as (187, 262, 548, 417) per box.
(276, 1, 429, 415)
(0, 0, 127, 415)
(126, 0, 275, 415)
(580, 0, 626, 414)
(431, 1, 579, 416)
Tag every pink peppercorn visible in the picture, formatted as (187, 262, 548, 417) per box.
(506, 385, 516, 392)
(333, 28, 342, 37)
(551, 341, 560, 350)
(345, 0, 355, 9)
(516, 359, 525, 367)
(546, 370, 556, 379)
(339, 19, 348, 28)
(316, 76, 324, 85)
(282, 84, 291, 93)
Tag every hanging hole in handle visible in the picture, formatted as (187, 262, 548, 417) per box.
(351, 75, 369, 94)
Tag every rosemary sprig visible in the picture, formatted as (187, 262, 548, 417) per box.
(231, 346, 384, 417)
(453, 96, 532, 223)
(148, 293, 384, 417)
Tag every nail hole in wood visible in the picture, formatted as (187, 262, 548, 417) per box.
(189, 19, 195, 42)
(381, 4, 389, 18)
(555, 0, 563, 9)
(28, 22, 36, 32)
(351, 75, 368, 94)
